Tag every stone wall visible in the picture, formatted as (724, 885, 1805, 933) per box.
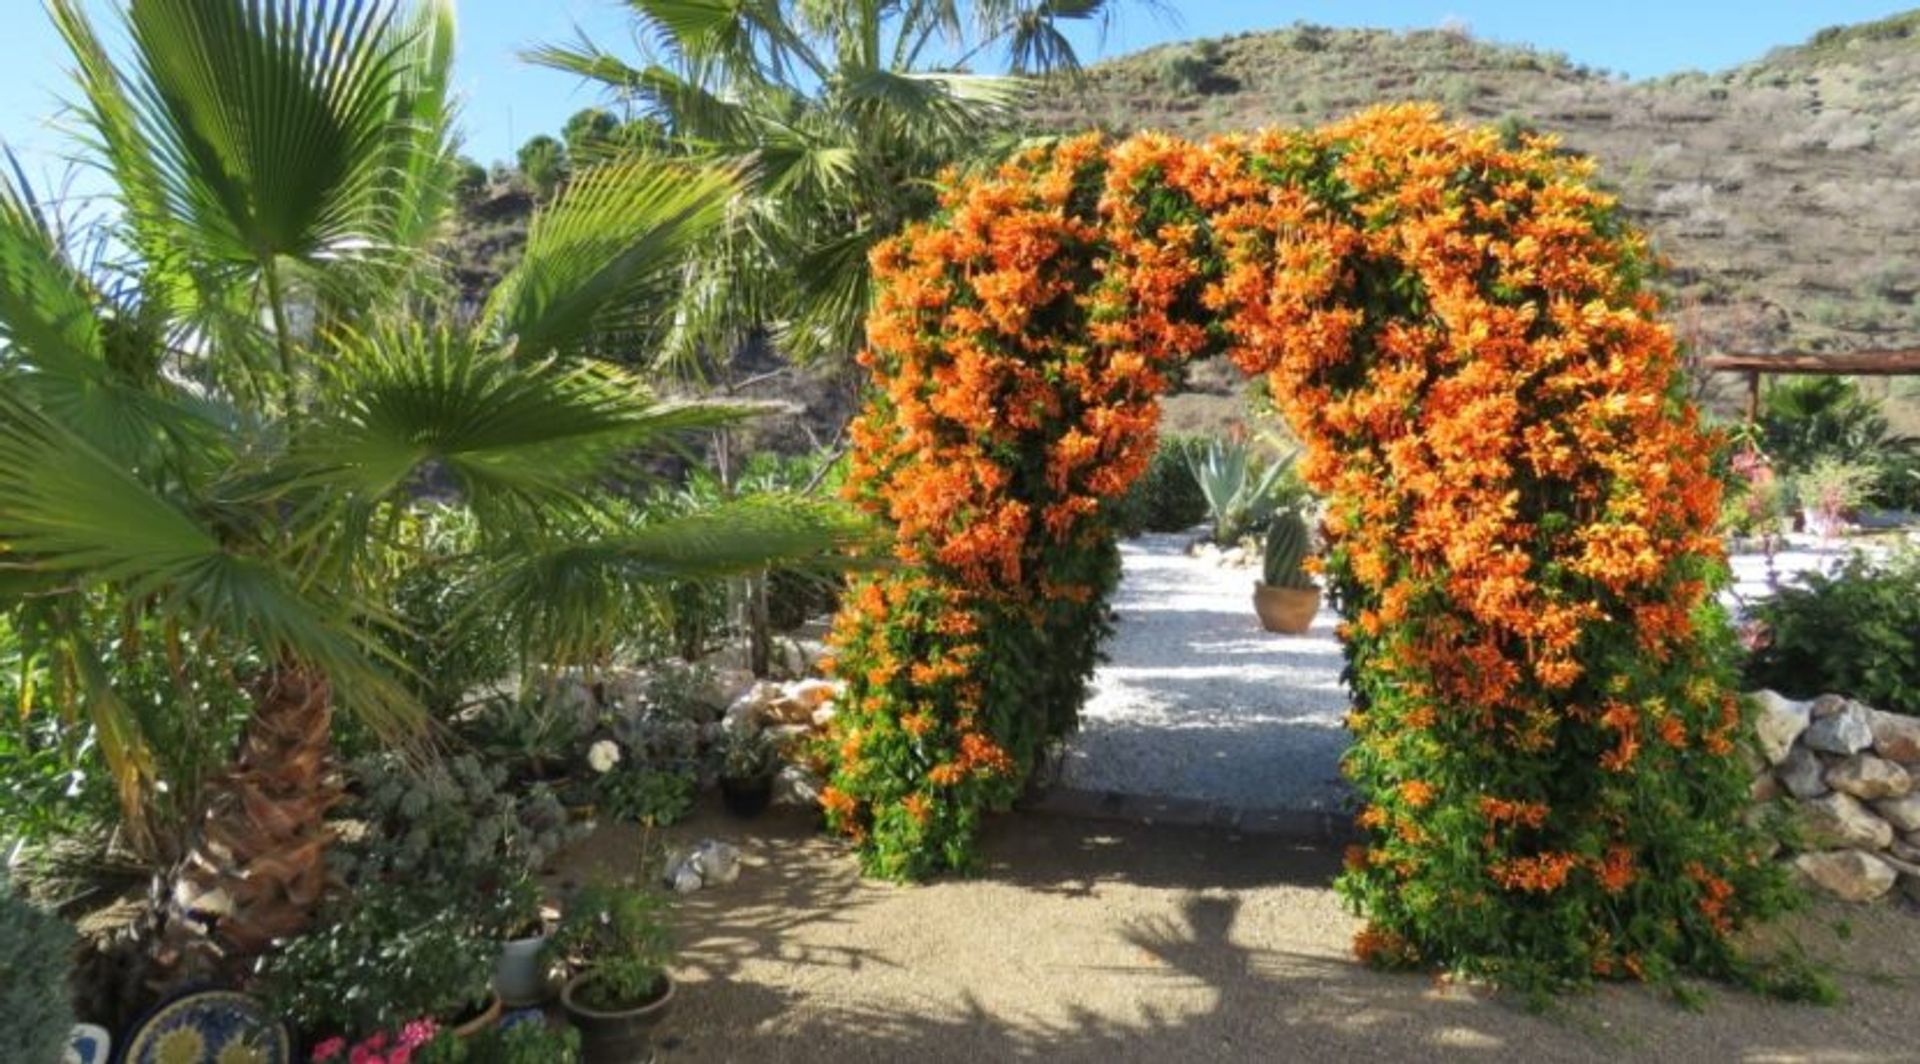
(1750, 691, 1920, 903)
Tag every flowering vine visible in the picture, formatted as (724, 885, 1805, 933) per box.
(824, 104, 1785, 986)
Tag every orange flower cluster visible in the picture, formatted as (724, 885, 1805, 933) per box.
(825, 103, 1775, 987)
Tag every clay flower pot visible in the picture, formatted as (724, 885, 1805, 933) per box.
(1253, 582, 1319, 634)
(561, 972, 674, 1064)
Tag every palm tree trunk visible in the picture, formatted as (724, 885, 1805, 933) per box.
(153, 663, 340, 987)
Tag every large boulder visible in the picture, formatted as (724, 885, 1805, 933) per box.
(1793, 851, 1898, 902)
(1797, 792, 1895, 850)
(1750, 690, 1811, 765)
(1803, 702, 1875, 756)
(1868, 709, 1920, 764)
(1824, 754, 1913, 801)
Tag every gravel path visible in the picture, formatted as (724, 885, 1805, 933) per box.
(1053, 531, 1886, 818)
(1056, 532, 1352, 813)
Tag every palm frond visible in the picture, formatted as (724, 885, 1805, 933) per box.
(476, 494, 874, 665)
(480, 157, 739, 360)
(116, 0, 422, 275)
(292, 324, 756, 511)
(0, 390, 418, 737)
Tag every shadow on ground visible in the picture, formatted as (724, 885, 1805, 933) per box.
(564, 805, 1920, 1063)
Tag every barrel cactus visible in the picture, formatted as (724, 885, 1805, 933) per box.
(1262, 510, 1315, 590)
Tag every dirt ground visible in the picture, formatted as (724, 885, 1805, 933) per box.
(555, 804, 1920, 1063)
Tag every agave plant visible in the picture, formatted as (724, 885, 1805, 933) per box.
(1184, 437, 1301, 545)
(0, 0, 862, 987)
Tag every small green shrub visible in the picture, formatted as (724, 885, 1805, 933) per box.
(1745, 550, 1920, 715)
(0, 879, 75, 1064)
(546, 884, 673, 1012)
(420, 1019, 582, 1063)
(1112, 434, 1210, 535)
(261, 882, 496, 1040)
(597, 766, 696, 826)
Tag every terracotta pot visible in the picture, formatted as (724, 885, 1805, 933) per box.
(494, 932, 555, 1007)
(450, 991, 502, 1038)
(561, 971, 674, 1064)
(1252, 582, 1319, 634)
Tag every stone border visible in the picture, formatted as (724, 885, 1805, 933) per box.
(1028, 786, 1357, 843)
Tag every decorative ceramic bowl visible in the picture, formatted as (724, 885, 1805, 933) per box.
(122, 990, 291, 1064)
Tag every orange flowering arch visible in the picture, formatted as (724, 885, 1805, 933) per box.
(823, 106, 1781, 987)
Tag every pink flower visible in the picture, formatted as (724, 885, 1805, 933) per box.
(396, 1020, 438, 1049)
(311, 1038, 346, 1063)
(388, 1049, 412, 1064)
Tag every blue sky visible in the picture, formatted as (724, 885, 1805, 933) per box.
(0, 0, 1910, 189)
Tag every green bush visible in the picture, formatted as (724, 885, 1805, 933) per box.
(1111, 435, 1211, 535)
(545, 884, 672, 1012)
(0, 879, 75, 1064)
(260, 881, 495, 1040)
(1745, 550, 1920, 715)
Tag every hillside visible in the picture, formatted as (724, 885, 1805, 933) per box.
(1026, 13, 1920, 372)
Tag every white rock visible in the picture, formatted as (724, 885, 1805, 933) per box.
(1868, 710, 1920, 764)
(1894, 837, 1920, 864)
(764, 723, 812, 748)
(785, 678, 839, 709)
(1873, 794, 1920, 834)
(668, 863, 704, 894)
(691, 840, 742, 885)
(811, 703, 838, 728)
(1750, 690, 1811, 766)
(1775, 745, 1829, 800)
(772, 764, 823, 806)
(722, 682, 783, 734)
(1803, 704, 1875, 756)
(1792, 851, 1897, 902)
(1797, 792, 1895, 850)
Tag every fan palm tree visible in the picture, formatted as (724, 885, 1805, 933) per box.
(524, 0, 1150, 369)
(0, 0, 862, 984)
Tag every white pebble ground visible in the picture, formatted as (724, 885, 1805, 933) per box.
(1057, 530, 1889, 816)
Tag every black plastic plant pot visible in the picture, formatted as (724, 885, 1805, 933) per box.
(561, 971, 674, 1064)
(720, 774, 774, 819)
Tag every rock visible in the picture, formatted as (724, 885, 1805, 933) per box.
(1750, 690, 1812, 765)
(1875, 794, 1920, 834)
(691, 840, 742, 885)
(1825, 754, 1913, 801)
(1792, 851, 1897, 902)
(1905, 875, 1920, 905)
(811, 702, 837, 728)
(1803, 703, 1875, 756)
(722, 681, 783, 734)
(1808, 693, 1851, 719)
(1750, 773, 1783, 803)
(1868, 710, 1920, 764)
(772, 764, 823, 806)
(668, 862, 704, 894)
(786, 678, 839, 709)
(764, 723, 812, 748)
(1797, 792, 1895, 850)
(1894, 837, 1920, 864)
(1221, 546, 1248, 567)
(1776, 745, 1830, 800)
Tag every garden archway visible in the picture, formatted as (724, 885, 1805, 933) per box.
(820, 105, 1777, 988)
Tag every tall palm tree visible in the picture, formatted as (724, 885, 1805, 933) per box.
(0, 0, 861, 985)
(525, 0, 1149, 369)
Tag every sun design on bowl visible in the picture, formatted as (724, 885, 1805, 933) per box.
(217, 1037, 268, 1064)
(154, 1027, 206, 1064)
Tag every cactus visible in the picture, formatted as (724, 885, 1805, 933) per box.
(1262, 509, 1316, 590)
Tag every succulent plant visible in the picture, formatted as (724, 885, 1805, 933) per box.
(1262, 509, 1316, 590)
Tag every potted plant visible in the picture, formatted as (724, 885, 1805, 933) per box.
(488, 875, 556, 1008)
(717, 730, 779, 818)
(262, 883, 501, 1049)
(1253, 509, 1320, 634)
(547, 885, 675, 1064)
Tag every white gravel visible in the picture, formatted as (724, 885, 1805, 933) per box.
(1057, 532, 1352, 813)
(1055, 530, 1894, 816)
